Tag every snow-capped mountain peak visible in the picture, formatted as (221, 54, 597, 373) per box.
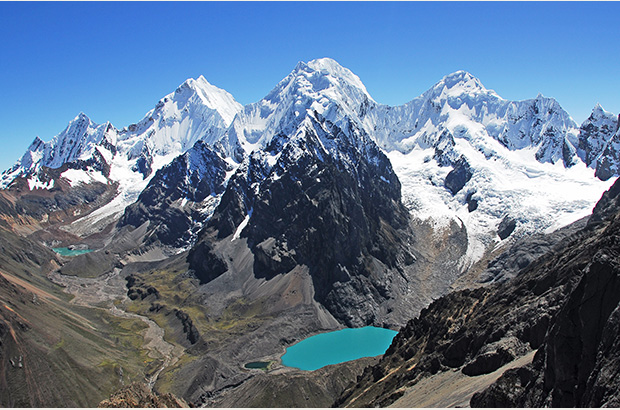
(577, 103, 620, 179)
(223, 58, 375, 157)
(0, 111, 115, 188)
(174, 75, 242, 126)
(302, 57, 374, 101)
(429, 70, 500, 100)
(265, 57, 374, 108)
(589, 103, 614, 122)
(114, 76, 243, 167)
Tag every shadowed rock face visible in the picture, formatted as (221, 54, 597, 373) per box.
(336, 177, 620, 408)
(189, 114, 414, 326)
(246, 126, 410, 325)
(444, 157, 472, 195)
(118, 141, 231, 248)
(472, 213, 620, 407)
(497, 216, 517, 240)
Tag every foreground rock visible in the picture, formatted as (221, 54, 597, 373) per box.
(99, 382, 189, 408)
(209, 358, 378, 408)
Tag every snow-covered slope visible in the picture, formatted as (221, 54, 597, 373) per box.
(388, 137, 612, 270)
(358, 70, 612, 269)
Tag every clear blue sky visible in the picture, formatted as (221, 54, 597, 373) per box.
(1, 1, 619, 172)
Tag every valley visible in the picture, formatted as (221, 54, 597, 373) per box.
(0, 58, 619, 407)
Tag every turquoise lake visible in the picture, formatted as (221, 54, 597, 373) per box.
(281, 326, 398, 371)
(52, 247, 94, 256)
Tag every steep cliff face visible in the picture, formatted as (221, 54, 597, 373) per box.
(337, 177, 620, 408)
(189, 113, 415, 327)
(118, 140, 231, 249)
(471, 178, 620, 407)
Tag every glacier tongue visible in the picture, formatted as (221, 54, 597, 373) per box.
(388, 136, 615, 271)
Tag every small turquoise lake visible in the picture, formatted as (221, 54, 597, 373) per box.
(52, 247, 94, 256)
(281, 326, 398, 371)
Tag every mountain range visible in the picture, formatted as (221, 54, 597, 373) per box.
(0, 58, 619, 407)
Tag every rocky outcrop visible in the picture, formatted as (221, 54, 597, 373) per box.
(209, 358, 378, 408)
(444, 157, 472, 195)
(497, 216, 517, 240)
(589, 167, 620, 226)
(174, 309, 200, 345)
(186, 235, 228, 285)
(99, 382, 189, 408)
(480, 216, 588, 283)
(126, 275, 160, 301)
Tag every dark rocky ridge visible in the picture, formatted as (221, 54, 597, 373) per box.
(336, 176, 620, 407)
(208, 358, 378, 407)
(118, 140, 231, 248)
(189, 113, 415, 326)
(1, 164, 114, 225)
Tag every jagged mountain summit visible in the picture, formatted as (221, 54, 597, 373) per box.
(0, 75, 242, 236)
(0, 113, 116, 190)
(1, 75, 241, 189)
(367, 70, 581, 165)
(578, 103, 620, 180)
